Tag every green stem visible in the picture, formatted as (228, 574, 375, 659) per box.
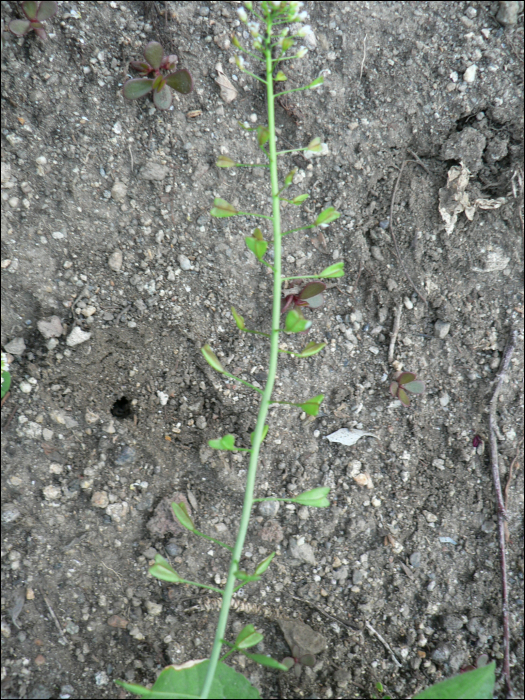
(235, 163, 270, 168)
(191, 530, 234, 552)
(276, 146, 309, 155)
(274, 84, 316, 98)
(282, 274, 322, 281)
(238, 211, 274, 220)
(245, 328, 271, 337)
(223, 371, 263, 395)
(200, 26, 282, 700)
(282, 223, 316, 236)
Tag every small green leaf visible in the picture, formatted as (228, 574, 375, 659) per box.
(282, 37, 294, 51)
(235, 625, 264, 650)
(144, 40, 164, 70)
(165, 68, 193, 94)
(250, 424, 269, 445)
(216, 155, 237, 168)
(297, 341, 326, 358)
(151, 74, 165, 91)
(243, 652, 289, 671)
(171, 502, 194, 531)
(201, 344, 224, 373)
(122, 78, 154, 100)
(254, 552, 276, 576)
(285, 309, 312, 333)
(397, 372, 417, 385)
(153, 82, 172, 110)
(291, 194, 309, 205)
(284, 168, 297, 188)
(1, 371, 11, 399)
(309, 76, 324, 88)
(22, 1, 38, 20)
(237, 121, 257, 131)
(315, 206, 341, 226)
(208, 434, 236, 451)
(210, 197, 238, 217)
(281, 657, 295, 671)
(149, 555, 184, 583)
(398, 387, 410, 406)
(413, 661, 495, 700)
(36, 1, 57, 21)
(245, 236, 268, 261)
(298, 393, 324, 416)
(307, 137, 322, 152)
(293, 486, 330, 508)
(257, 126, 269, 147)
(9, 18, 32, 35)
(231, 306, 245, 330)
(403, 380, 425, 394)
(275, 70, 287, 81)
(319, 261, 344, 278)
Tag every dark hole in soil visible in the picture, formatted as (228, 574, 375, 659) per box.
(111, 396, 133, 419)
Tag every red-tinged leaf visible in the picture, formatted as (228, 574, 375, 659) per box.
(151, 74, 165, 91)
(299, 394, 324, 416)
(210, 197, 238, 217)
(298, 282, 326, 300)
(22, 1, 37, 20)
(403, 380, 425, 394)
(165, 68, 193, 94)
(285, 309, 312, 333)
(398, 387, 410, 406)
(153, 82, 172, 110)
(397, 372, 417, 385)
(281, 294, 294, 314)
(130, 60, 152, 74)
(161, 54, 178, 70)
(389, 381, 399, 397)
(144, 41, 164, 70)
(9, 18, 32, 35)
(36, 1, 57, 21)
(122, 78, 154, 100)
(33, 24, 47, 40)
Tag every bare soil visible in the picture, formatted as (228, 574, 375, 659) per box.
(1, 2, 523, 699)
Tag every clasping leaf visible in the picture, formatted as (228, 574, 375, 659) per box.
(285, 309, 312, 333)
(296, 341, 326, 358)
(216, 155, 237, 168)
(210, 197, 238, 217)
(201, 344, 224, 373)
(292, 487, 330, 508)
(298, 393, 324, 416)
(231, 306, 246, 330)
(149, 554, 184, 583)
(209, 434, 236, 451)
(245, 236, 268, 261)
(315, 207, 341, 226)
(319, 261, 344, 278)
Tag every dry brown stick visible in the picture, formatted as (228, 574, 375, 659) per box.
(389, 160, 427, 306)
(388, 303, 403, 364)
(42, 592, 69, 645)
(288, 594, 360, 631)
(488, 328, 517, 699)
(364, 621, 402, 668)
(1, 390, 10, 408)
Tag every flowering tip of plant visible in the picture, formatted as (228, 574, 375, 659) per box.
(275, 70, 287, 81)
(201, 344, 224, 373)
(9, 0, 57, 40)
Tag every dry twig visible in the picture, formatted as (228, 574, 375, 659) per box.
(365, 621, 402, 668)
(359, 34, 367, 79)
(42, 592, 69, 645)
(388, 303, 403, 364)
(488, 328, 517, 699)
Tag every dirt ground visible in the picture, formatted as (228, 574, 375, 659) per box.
(1, 1, 524, 698)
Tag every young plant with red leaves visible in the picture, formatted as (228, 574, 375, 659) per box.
(122, 41, 193, 110)
(281, 281, 326, 314)
(9, 1, 57, 41)
(281, 645, 316, 678)
(389, 371, 425, 407)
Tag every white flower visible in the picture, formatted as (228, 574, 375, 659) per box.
(297, 24, 313, 37)
(1, 352, 9, 373)
(298, 10, 309, 20)
(237, 7, 248, 22)
(247, 20, 261, 38)
(270, 1, 282, 6)
(296, 46, 308, 58)
(235, 55, 246, 69)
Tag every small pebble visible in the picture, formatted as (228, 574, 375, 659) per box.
(178, 254, 192, 271)
(403, 297, 413, 310)
(108, 250, 123, 271)
(463, 64, 477, 83)
(19, 380, 33, 394)
(434, 320, 450, 339)
(409, 551, 421, 568)
(66, 327, 91, 346)
(439, 392, 450, 407)
(4, 337, 26, 355)
(496, 1, 521, 25)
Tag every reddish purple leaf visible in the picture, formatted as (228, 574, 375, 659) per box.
(397, 372, 417, 385)
(298, 282, 326, 300)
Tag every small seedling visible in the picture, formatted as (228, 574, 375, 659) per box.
(281, 644, 316, 678)
(281, 281, 326, 313)
(389, 371, 425, 407)
(122, 41, 193, 110)
(1, 352, 11, 399)
(9, 1, 57, 40)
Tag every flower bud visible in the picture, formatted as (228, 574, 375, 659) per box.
(237, 7, 248, 22)
(296, 46, 308, 58)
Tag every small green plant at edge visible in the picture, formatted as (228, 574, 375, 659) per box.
(122, 41, 193, 110)
(1, 352, 11, 399)
(9, 1, 57, 40)
(389, 371, 425, 407)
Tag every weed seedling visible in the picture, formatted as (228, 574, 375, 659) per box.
(9, 1, 57, 40)
(389, 371, 425, 406)
(281, 644, 316, 678)
(1, 352, 11, 399)
(122, 41, 193, 110)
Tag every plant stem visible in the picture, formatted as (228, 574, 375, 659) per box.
(200, 26, 282, 700)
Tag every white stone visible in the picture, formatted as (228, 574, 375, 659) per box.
(108, 250, 123, 271)
(66, 327, 91, 346)
(463, 64, 477, 83)
(178, 254, 192, 271)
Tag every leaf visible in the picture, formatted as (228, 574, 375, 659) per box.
(297, 341, 326, 358)
(171, 502, 194, 531)
(397, 372, 417, 385)
(116, 659, 262, 699)
(252, 227, 264, 241)
(216, 155, 237, 168)
(231, 306, 245, 330)
(215, 62, 238, 103)
(284, 168, 297, 188)
(33, 23, 47, 40)
(309, 76, 324, 88)
(319, 261, 344, 278)
(315, 206, 341, 226)
(241, 653, 289, 671)
(257, 126, 269, 147)
(1, 371, 11, 399)
(285, 309, 312, 333)
(211, 197, 238, 217)
(291, 194, 309, 205)
(165, 68, 193, 94)
(298, 393, 324, 416)
(153, 82, 172, 110)
(245, 236, 268, 261)
(250, 424, 269, 445)
(144, 41, 164, 70)
(9, 18, 32, 35)
(149, 555, 183, 583)
(129, 60, 151, 74)
(22, 1, 37, 20)
(275, 70, 287, 81)
(201, 344, 224, 373)
(403, 380, 425, 394)
(413, 661, 495, 700)
(208, 434, 236, 450)
(235, 625, 264, 650)
(282, 37, 294, 51)
(151, 74, 165, 91)
(122, 78, 154, 100)
(298, 282, 326, 300)
(254, 552, 275, 576)
(324, 428, 378, 446)
(307, 137, 322, 152)
(36, 1, 57, 21)
(389, 381, 399, 397)
(398, 387, 410, 406)
(304, 293, 324, 309)
(293, 486, 330, 508)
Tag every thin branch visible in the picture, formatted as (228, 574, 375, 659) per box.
(388, 303, 403, 364)
(488, 328, 517, 700)
(359, 34, 367, 79)
(365, 621, 402, 668)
